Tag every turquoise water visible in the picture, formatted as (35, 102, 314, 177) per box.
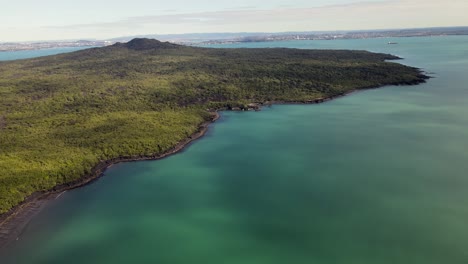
(0, 47, 94, 61)
(2, 36, 468, 263)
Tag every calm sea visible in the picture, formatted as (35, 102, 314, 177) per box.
(1, 36, 468, 263)
(0, 47, 93, 61)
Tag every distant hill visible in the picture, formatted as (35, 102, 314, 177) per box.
(113, 38, 179, 50)
(0, 38, 428, 214)
(107, 26, 468, 44)
(3, 27, 467, 52)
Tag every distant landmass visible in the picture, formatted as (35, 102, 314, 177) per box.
(115, 27, 468, 45)
(0, 40, 112, 52)
(1, 26, 467, 51)
(0, 38, 428, 220)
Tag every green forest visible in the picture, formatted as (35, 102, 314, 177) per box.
(0, 38, 428, 213)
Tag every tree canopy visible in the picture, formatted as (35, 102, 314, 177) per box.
(0, 38, 428, 213)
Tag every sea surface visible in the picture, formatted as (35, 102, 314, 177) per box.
(0, 47, 93, 61)
(1, 36, 468, 263)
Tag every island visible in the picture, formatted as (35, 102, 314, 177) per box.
(3, 26, 468, 51)
(0, 38, 428, 238)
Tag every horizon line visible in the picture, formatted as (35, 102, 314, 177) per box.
(1, 25, 468, 43)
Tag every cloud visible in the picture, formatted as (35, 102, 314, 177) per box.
(18, 0, 468, 41)
(48, 1, 389, 29)
(223, 6, 258, 10)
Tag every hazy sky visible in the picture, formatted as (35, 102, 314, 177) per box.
(1, 0, 467, 42)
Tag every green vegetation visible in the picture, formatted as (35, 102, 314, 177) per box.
(0, 38, 428, 213)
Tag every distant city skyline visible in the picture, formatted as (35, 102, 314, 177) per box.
(2, 0, 468, 42)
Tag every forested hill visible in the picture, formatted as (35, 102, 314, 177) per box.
(0, 38, 428, 213)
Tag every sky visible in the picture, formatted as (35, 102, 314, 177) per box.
(1, 0, 468, 42)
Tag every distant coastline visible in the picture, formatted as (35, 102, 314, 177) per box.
(0, 40, 111, 52)
(2, 26, 468, 52)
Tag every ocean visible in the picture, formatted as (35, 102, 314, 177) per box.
(0, 47, 93, 61)
(1, 36, 468, 263)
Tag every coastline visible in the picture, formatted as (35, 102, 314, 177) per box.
(0, 112, 220, 249)
(0, 75, 429, 249)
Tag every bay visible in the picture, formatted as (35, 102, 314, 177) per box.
(1, 36, 468, 263)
